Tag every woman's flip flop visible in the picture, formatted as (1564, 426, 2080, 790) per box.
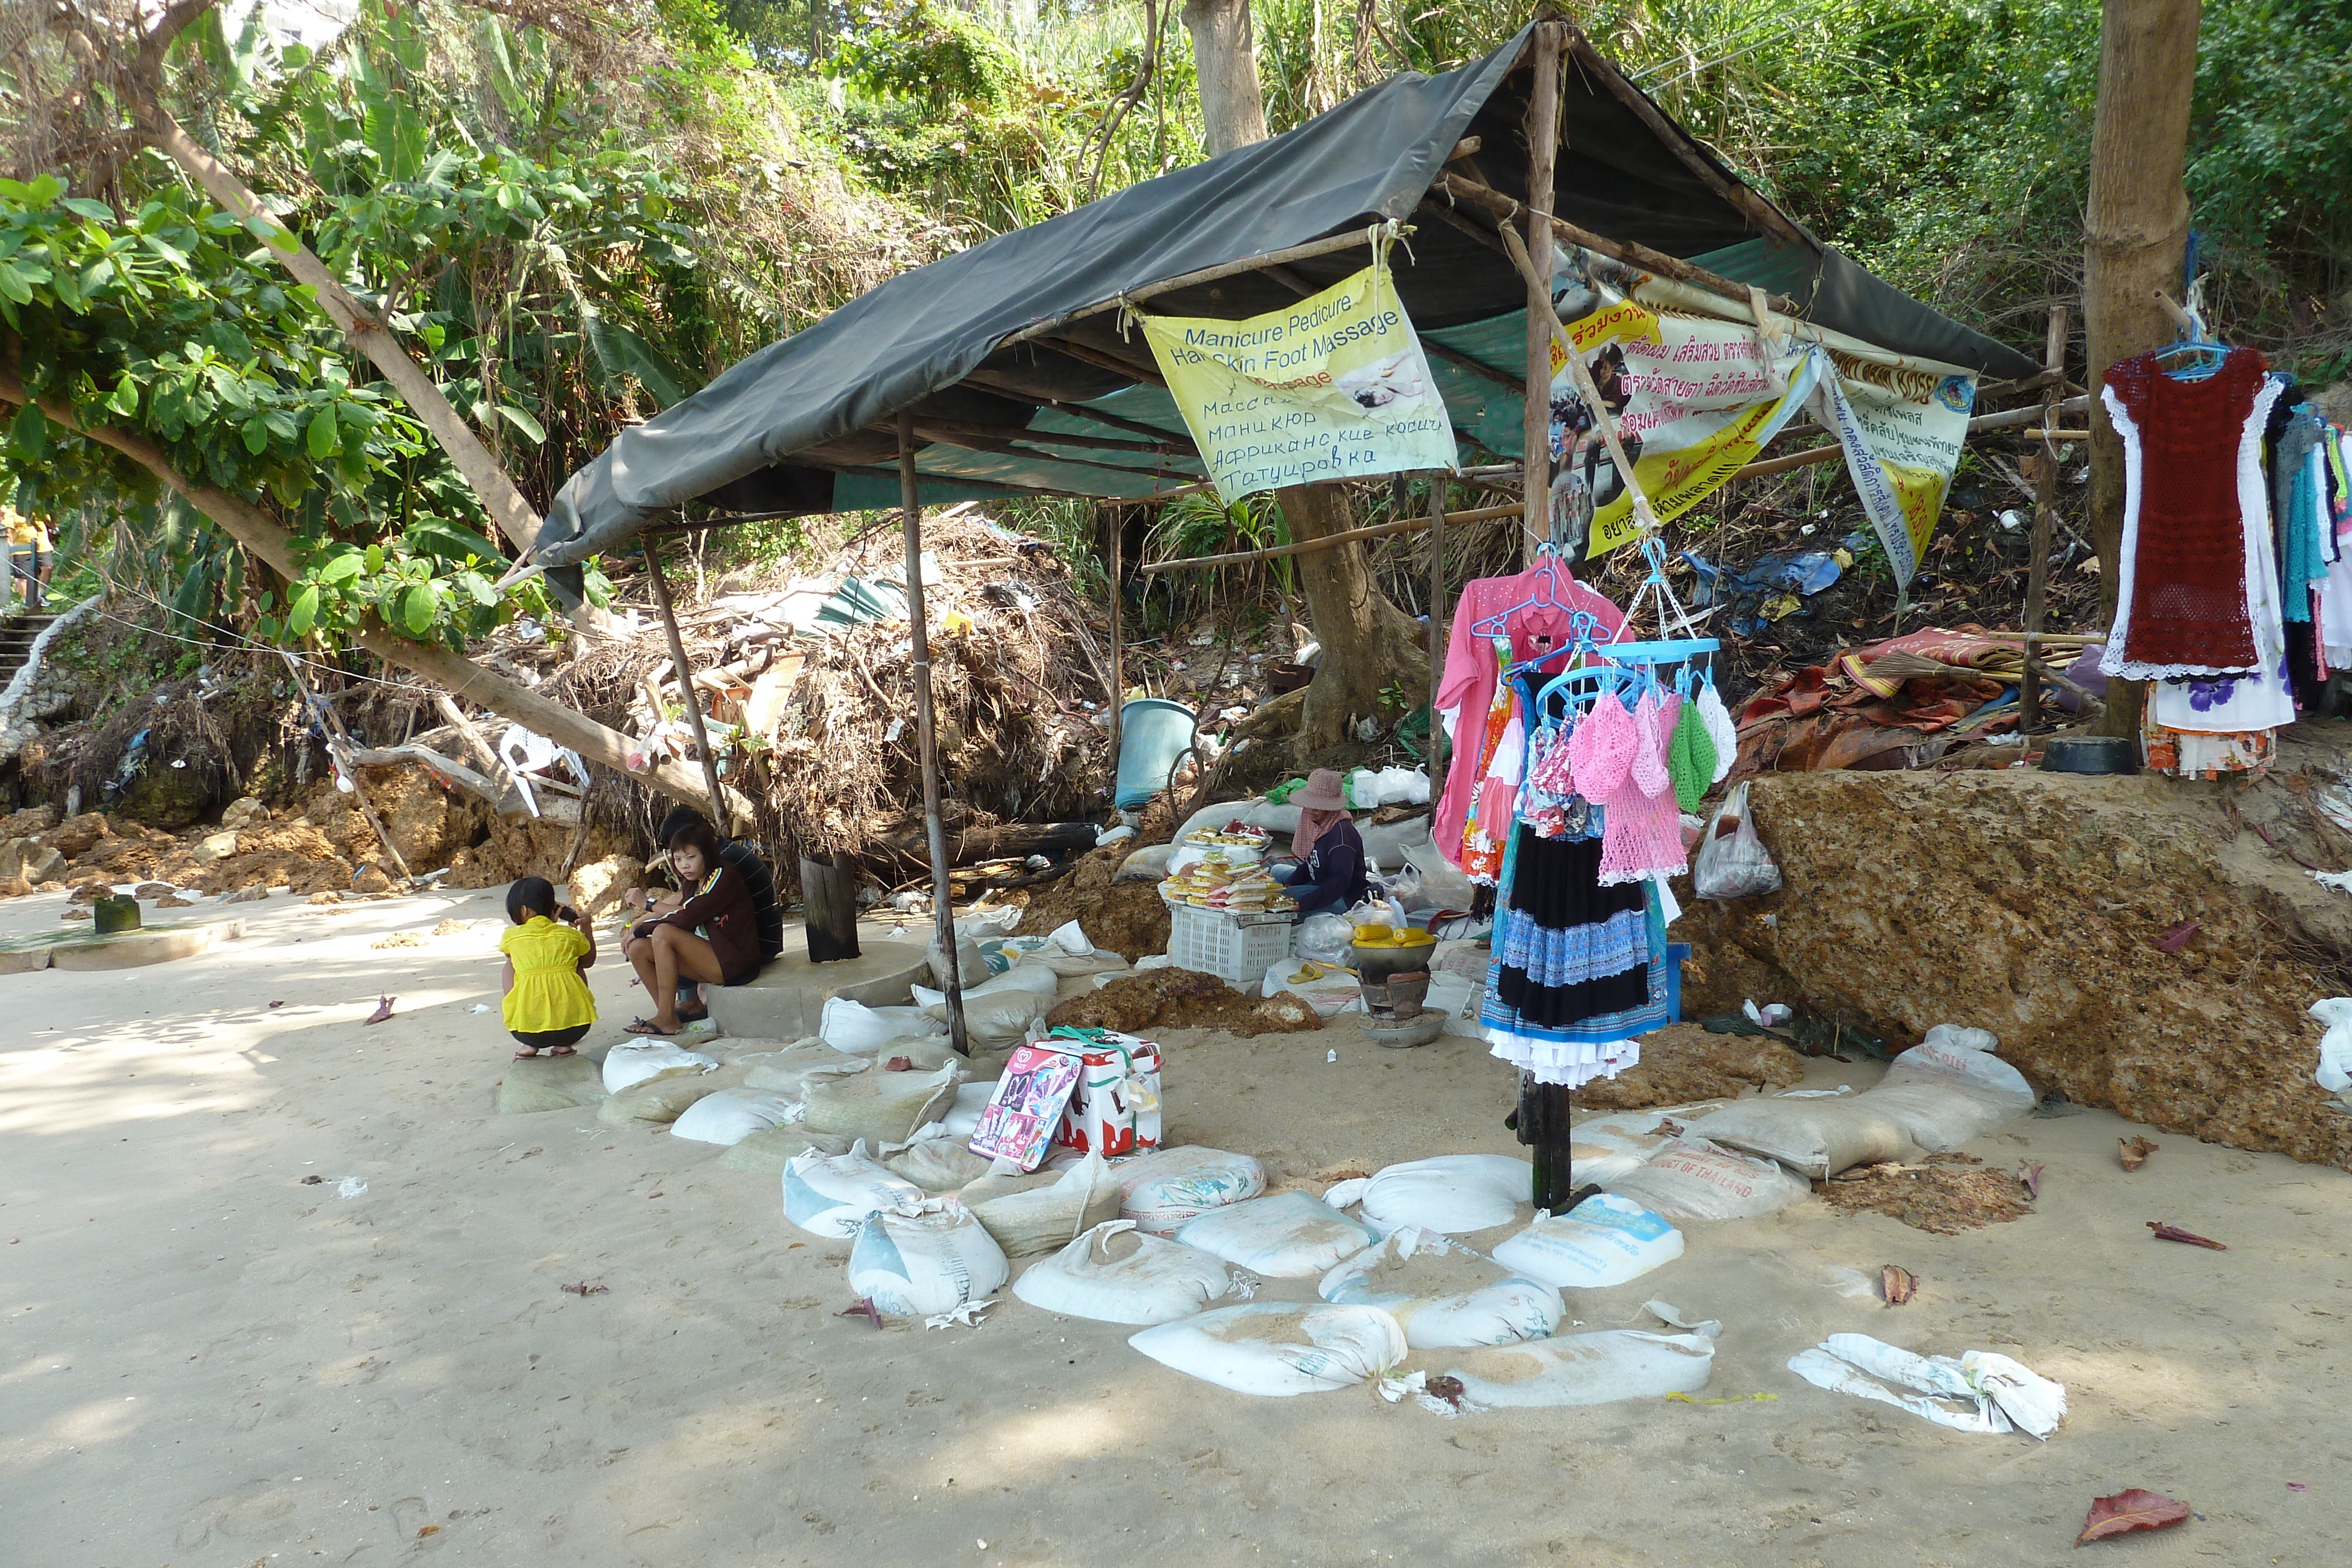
(623, 1017, 679, 1037)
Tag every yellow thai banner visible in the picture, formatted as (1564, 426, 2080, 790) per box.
(1137, 259, 1458, 504)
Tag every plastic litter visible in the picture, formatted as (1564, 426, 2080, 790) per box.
(1692, 781, 1782, 900)
(669, 1087, 802, 1146)
(1319, 1227, 1563, 1348)
(602, 1041, 718, 1094)
(1175, 1189, 1378, 1277)
(848, 1205, 1008, 1317)
(1787, 1333, 2066, 1439)
(1601, 1136, 1813, 1221)
(1321, 1154, 1531, 1236)
(1128, 1302, 1407, 1396)
(781, 1141, 926, 1238)
(1441, 1302, 1720, 1409)
(1116, 1145, 1267, 1235)
(1492, 1193, 1685, 1289)
(1011, 1219, 1235, 1325)
(2307, 998, 2352, 1094)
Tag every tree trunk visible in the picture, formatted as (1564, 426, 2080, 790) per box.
(1282, 482, 1431, 750)
(799, 852, 863, 963)
(2083, 0, 2202, 740)
(0, 369, 744, 823)
(1182, 0, 1269, 156)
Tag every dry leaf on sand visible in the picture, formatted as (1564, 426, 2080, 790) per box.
(2147, 1221, 2227, 1251)
(2076, 1489, 2190, 1544)
(2118, 1136, 2157, 1172)
(363, 995, 396, 1025)
(1880, 1265, 1919, 1305)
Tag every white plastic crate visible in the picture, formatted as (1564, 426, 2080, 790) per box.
(1163, 897, 1294, 985)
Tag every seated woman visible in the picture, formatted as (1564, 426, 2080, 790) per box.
(1269, 768, 1371, 919)
(621, 817, 761, 1035)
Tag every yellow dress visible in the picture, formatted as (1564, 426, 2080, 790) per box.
(499, 917, 596, 1032)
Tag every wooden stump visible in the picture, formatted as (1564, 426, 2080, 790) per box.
(800, 852, 862, 964)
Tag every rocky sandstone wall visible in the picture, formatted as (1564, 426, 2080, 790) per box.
(1676, 756, 2352, 1167)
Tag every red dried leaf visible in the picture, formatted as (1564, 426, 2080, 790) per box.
(2148, 1221, 2226, 1251)
(363, 995, 395, 1025)
(2118, 1136, 2157, 1171)
(1880, 1264, 1918, 1305)
(2153, 921, 2200, 954)
(2019, 1161, 2046, 1199)
(837, 1296, 885, 1330)
(883, 1056, 914, 1072)
(2077, 1489, 2190, 1544)
(268, 999, 285, 1009)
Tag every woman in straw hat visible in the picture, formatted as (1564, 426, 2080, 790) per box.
(1270, 768, 1371, 918)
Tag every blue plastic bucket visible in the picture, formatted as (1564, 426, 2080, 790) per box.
(1115, 698, 1197, 808)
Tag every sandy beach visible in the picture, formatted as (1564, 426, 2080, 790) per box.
(5, 884, 2348, 1567)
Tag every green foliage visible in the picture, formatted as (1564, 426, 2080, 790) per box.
(831, 1, 1023, 109)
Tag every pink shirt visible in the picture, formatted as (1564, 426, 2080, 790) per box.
(1433, 566, 1627, 868)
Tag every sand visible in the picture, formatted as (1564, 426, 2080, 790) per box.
(5, 885, 2351, 1567)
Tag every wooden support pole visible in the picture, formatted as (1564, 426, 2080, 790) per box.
(900, 410, 970, 1057)
(799, 852, 863, 964)
(1426, 473, 1449, 787)
(1521, 21, 1563, 561)
(278, 650, 414, 882)
(641, 541, 733, 838)
(2020, 305, 2069, 733)
(1108, 506, 1125, 797)
(1136, 500, 1521, 573)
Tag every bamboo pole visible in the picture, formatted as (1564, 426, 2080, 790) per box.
(1521, 21, 1564, 561)
(1426, 473, 1449, 788)
(2020, 305, 2069, 733)
(1003, 226, 1404, 345)
(1136, 501, 1521, 573)
(641, 541, 733, 838)
(432, 691, 519, 812)
(899, 411, 970, 1058)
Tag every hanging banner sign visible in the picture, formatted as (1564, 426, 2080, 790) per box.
(1545, 247, 1975, 591)
(1137, 256, 1459, 503)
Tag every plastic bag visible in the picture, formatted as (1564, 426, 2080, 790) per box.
(1868, 1025, 2036, 1152)
(1491, 1193, 1683, 1288)
(1319, 1228, 1562, 1349)
(848, 1205, 1008, 1316)
(1128, 1302, 1406, 1396)
(1600, 1136, 1812, 1221)
(1565, 1104, 1733, 1185)
(1175, 1189, 1378, 1277)
(2311, 998, 2352, 1094)
(1012, 1219, 1234, 1325)
(602, 1041, 718, 1094)
(1692, 781, 1782, 900)
(1788, 1333, 2066, 1439)
(1293, 913, 1355, 967)
(819, 997, 943, 1054)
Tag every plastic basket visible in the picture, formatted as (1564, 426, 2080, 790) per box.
(1162, 897, 1294, 986)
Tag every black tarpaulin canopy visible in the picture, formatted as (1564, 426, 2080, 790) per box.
(533, 24, 2038, 568)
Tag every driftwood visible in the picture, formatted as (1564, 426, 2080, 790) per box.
(863, 819, 1100, 872)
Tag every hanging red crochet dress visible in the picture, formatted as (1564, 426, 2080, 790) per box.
(2099, 346, 2275, 679)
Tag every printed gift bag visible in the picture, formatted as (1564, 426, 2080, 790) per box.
(1045, 1028, 1164, 1158)
(966, 1044, 1085, 1172)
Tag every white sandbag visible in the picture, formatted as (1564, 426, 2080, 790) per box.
(1868, 1025, 2037, 1152)
(713, 1035, 808, 1066)
(1116, 1145, 1267, 1235)
(1115, 844, 1178, 882)
(848, 1204, 1008, 1317)
(1601, 1136, 1812, 1221)
(1128, 1302, 1406, 1396)
(1687, 1096, 1918, 1179)
(1444, 1303, 1720, 1409)
(1491, 1193, 1685, 1289)
(1565, 1104, 1733, 1185)
(1260, 958, 1365, 1018)
(1319, 1228, 1563, 1349)
(1322, 1154, 1532, 1235)
(781, 1141, 925, 1237)
(941, 1079, 995, 1140)
(669, 1087, 801, 1146)
(956, 905, 1023, 938)
(601, 1040, 718, 1094)
(819, 996, 944, 1054)
(923, 989, 1049, 1049)
(1012, 1219, 1234, 1325)
(883, 1128, 995, 1192)
(913, 962, 1060, 1008)
(926, 931, 988, 989)
(597, 1064, 736, 1126)
(743, 1040, 875, 1095)
(1175, 1189, 1378, 1277)
(1047, 920, 1093, 956)
(959, 1152, 1122, 1256)
(1788, 1333, 2066, 1439)
(803, 1061, 963, 1145)
(721, 1125, 850, 1174)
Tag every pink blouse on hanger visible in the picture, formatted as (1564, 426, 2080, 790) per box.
(1433, 567, 1627, 870)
